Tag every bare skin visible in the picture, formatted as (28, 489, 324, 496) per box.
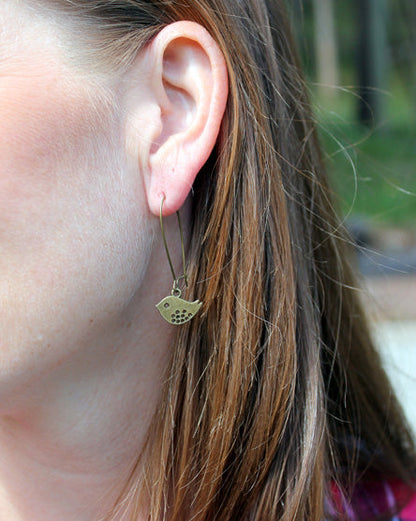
(0, 2, 228, 520)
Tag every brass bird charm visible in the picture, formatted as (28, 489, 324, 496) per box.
(156, 288, 202, 325)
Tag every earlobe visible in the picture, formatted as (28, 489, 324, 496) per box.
(144, 22, 228, 216)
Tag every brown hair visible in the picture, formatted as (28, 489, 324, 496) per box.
(44, 1, 416, 520)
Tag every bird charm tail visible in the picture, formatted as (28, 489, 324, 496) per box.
(156, 287, 202, 325)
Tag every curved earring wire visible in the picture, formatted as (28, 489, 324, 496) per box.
(159, 195, 188, 288)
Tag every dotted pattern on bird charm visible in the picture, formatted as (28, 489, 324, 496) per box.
(171, 309, 193, 324)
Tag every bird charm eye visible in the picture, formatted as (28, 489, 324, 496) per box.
(164, 303, 170, 308)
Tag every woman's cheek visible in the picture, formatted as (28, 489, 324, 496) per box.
(1, 75, 83, 186)
(0, 69, 115, 241)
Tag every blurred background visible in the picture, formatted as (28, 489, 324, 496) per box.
(286, 0, 416, 435)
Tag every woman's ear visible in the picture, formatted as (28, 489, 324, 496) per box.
(127, 22, 228, 216)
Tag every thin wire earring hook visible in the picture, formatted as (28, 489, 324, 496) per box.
(160, 195, 188, 288)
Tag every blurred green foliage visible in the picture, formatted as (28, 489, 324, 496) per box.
(287, 0, 416, 226)
(319, 121, 416, 225)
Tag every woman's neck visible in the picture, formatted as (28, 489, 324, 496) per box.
(0, 303, 172, 521)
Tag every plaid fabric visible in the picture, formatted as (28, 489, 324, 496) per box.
(328, 480, 416, 521)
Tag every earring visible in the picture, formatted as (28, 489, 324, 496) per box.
(155, 196, 202, 325)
